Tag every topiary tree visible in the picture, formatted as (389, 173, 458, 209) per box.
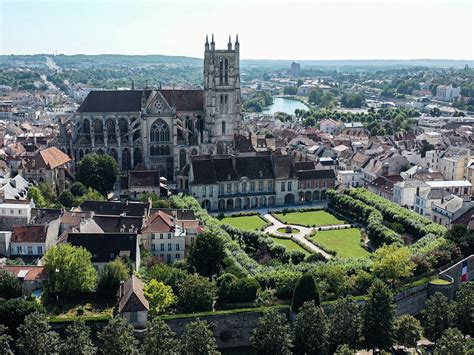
(291, 273, 319, 312)
(0, 269, 22, 299)
(180, 319, 219, 354)
(251, 310, 293, 354)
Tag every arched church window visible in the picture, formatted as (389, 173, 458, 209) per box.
(219, 58, 224, 86)
(179, 149, 187, 170)
(150, 119, 170, 142)
(83, 119, 90, 135)
(222, 121, 226, 135)
(224, 58, 229, 85)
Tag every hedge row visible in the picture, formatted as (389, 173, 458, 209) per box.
(344, 188, 447, 239)
(327, 189, 403, 247)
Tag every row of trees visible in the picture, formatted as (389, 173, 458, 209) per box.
(251, 281, 474, 354)
(0, 312, 220, 355)
(242, 91, 273, 112)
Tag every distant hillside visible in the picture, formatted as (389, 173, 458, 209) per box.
(1, 54, 472, 70)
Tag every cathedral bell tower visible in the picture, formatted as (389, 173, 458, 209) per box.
(204, 34, 241, 153)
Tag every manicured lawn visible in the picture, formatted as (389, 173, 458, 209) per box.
(271, 237, 310, 256)
(275, 210, 344, 227)
(310, 228, 369, 259)
(220, 215, 267, 231)
(430, 278, 451, 285)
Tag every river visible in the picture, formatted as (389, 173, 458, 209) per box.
(262, 97, 309, 115)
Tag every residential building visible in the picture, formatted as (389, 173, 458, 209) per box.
(367, 175, 404, 201)
(0, 199, 34, 231)
(414, 188, 450, 218)
(67, 233, 140, 270)
(392, 180, 430, 209)
(425, 180, 472, 201)
(319, 119, 338, 134)
(290, 62, 300, 77)
(118, 275, 149, 329)
(426, 146, 471, 181)
(436, 84, 461, 101)
(0, 265, 48, 294)
(9, 225, 48, 259)
(21, 146, 72, 192)
(337, 170, 365, 188)
(431, 195, 474, 228)
(141, 210, 185, 263)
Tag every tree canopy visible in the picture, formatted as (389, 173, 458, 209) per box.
(43, 244, 98, 294)
(144, 279, 176, 315)
(291, 273, 320, 312)
(17, 312, 60, 355)
(142, 318, 180, 355)
(98, 317, 139, 355)
(177, 274, 217, 313)
(75, 153, 119, 195)
(251, 310, 293, 355)
(0, 269, 23, 299)
(180, 319, 219, 355)
(188, 232, 226, 278)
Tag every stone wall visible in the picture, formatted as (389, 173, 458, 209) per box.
(163, 307, 289, 349)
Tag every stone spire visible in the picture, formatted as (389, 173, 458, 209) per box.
(205, 34, 209, 51)
(210, 33, 215, 51)
(228, 35, 232, 50)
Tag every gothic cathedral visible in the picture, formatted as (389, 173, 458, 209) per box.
(59, 35, 241, 184)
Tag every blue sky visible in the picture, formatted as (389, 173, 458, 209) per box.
(1, 0, 472, 59)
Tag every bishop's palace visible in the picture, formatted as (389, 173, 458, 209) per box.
(59, 35, 242, 184)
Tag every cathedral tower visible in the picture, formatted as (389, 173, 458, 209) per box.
(204, 34, 241, 153)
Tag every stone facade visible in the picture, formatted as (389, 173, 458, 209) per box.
(59, 35, 241, 184)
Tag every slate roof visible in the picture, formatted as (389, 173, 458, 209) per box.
(128, 170, 161, 187)
(272, 155, 294, 179)
(118, 275, 149, 313)
(67, 233, 138, 263)
(80, 200, 149, 217)
(93, 215, 143, 233)
(30, 208, 62, 225)
(296, 169, 336, 180)
(294, 161, 316, 171)
(78, 90, 147, 112)
(77, 89, 204, 113)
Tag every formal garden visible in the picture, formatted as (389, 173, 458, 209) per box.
(272, 209, 345, 227)
(308, 228, 370, 259)
(219, 213, 268, 231)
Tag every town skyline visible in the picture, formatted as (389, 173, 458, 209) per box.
(1, 0, 472, 60)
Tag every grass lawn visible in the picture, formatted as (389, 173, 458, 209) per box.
(220, 215, 267, 231)
(430, 278, 451, 285)
(46, 302, 114, 320)
(275, 210, 344, 227)
(271, 237, 310, 256)
(310, 228, 369, 259)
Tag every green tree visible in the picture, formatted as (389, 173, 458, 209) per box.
(188, 232, 226, 278)
(294, 302, 329, 354)
(38, 182, 56, 205)
(17, 312, 60, 355)
(291, 273, 320, 312)
(142, 318, 179, 355)
(362, 279, 394, 351)
(371, 245, 415, 284)
(144, 279, 176, 315)
(143, 263, 187, 293)
(70, 181, 87, 197)
(329, 297, 361, 351)
(177, 274, 217, 313)
(27, 186, 48, 207)
(58, 190, 75, 208)
(43, 244, 98, 294)
(180, 319, 220, 355)
(0, 298, 45, 338)
(454, 282, 473, 336)
(422, 292, 456, 343)
(393, 315, 422, 350)
(60, 320, 96, 355)
(98, 258, 130, 292)
(334, 344, 355, 355)
(0, 268, 22, 299)
(98, 316, 139, 355)
(75, 187, 105, 205)
(75, 153, 119, 195)
(434, 328, 471, 354)
(0, 325, 13, 355)
(445, 224, 474, 257)
(251, 310, 293, 355)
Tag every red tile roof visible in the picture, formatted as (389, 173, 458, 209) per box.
(11, 225, 47, 243)
(39, 147, 71, 169)
(142, 211, 175, 233)
(1, 265, 48, 281)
